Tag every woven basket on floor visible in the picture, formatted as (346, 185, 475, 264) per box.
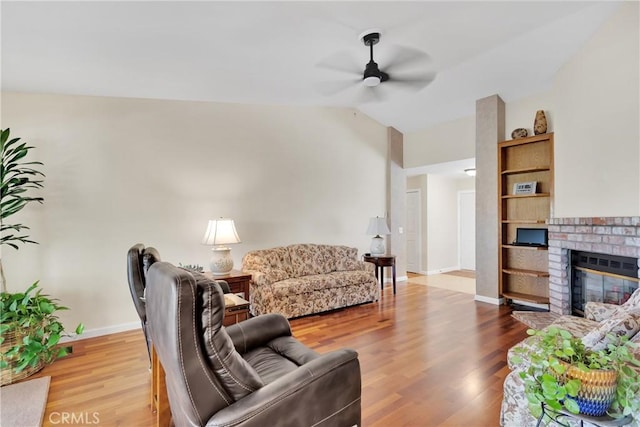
(0, 326, 45, 386)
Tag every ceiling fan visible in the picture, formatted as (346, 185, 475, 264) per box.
(316, 29, 436, 103)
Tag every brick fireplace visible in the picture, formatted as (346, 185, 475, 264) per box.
(548, 217, 640, 314)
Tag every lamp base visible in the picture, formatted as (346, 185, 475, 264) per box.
(209, 247, 234, 276)
(370, 236, 385, 255)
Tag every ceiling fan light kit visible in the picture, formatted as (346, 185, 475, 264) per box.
(360, 30, 388, 87)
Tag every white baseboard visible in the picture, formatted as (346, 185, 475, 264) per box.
(424, 266, 459, 275)
(383, 275, 408, 283)
(474, 295, 505, 305)
(60, 321, 141, 343)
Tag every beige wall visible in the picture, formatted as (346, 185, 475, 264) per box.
(552, 1, 639, 217)
(426, 175, 460, 273)
(505, 2, 639, 217)
(404, 116, 475, 168)
(408, 4, 639, 220)
(406, 174, 474, 274)
(1, 92, 388, 333)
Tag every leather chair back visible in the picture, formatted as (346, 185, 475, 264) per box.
(146, 262, 232, 426)
(127, 243, 161, 324)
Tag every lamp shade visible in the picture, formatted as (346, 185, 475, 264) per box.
(366, 216, 390, 236)
(201, 218, 241, 246)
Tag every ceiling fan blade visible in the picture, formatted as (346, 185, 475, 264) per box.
(316, 50, 363, 77)
(387, 71, 437, 91)
(315, 78, 361, 96)
(354, 85, 389, 105)
(381, 45, 433, 75)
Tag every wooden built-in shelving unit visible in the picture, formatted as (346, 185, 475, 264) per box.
(498, 133, 554, 306)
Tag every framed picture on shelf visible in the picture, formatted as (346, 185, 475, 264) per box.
(513, 181, 537, 195)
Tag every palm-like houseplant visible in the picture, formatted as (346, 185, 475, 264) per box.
(0, 128, 83, 385)
(511, 327, 640, 423)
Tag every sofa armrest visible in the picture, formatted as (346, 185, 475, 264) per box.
(342, 259, 375, 273)
(226, 314, 292, 354)
(206, 349, 361, 427)
(584, 301, 620, 322)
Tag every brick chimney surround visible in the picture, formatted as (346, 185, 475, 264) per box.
(548, 217, 640, 314)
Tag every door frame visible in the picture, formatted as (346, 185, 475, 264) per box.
(406, 189, 422, 274)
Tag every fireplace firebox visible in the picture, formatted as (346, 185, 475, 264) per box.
(570, 250, 639, 316)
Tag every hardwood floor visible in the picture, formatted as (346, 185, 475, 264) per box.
(28, 280, 528, 426)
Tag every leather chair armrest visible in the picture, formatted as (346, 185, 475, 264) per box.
(226, 314, 292, 353)
(206, 349, 361, 427)
(216, 279, 231, 294)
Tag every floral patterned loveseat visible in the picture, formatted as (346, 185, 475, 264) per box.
(241, 244, 379, 318)
(501, 289, 640, 426)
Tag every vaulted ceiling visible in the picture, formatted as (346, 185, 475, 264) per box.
(1, 1, 621, 133)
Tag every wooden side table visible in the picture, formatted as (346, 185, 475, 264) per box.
(222, 294, 250, 326)
(363, 255, 396, 294)
(205, 270, 251, 300)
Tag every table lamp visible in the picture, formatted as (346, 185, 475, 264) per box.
(202, 218, 241, 275)
(366, 216, 390, 255)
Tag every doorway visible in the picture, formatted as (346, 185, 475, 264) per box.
(406, 189, 421, 273)
(459, 190, 476, 270)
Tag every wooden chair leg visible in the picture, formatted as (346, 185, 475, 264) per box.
(151, 345, 171, 427)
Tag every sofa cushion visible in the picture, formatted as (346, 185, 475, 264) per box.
(268, 274, 339, 298)
(199, 280, 264, 401)
(242, 246, 293, 279)
(581, 308, 640, 351)
(288, 244, 337, 277)
(329, 270, 378, 287)
(332, 246, 358, 270)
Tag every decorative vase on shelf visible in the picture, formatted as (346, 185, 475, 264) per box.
(511, 128, 528, 139)
(533, 110, 547, 135)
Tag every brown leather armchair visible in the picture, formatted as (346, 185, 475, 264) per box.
(127, 243, 162, 361)
(127, 244, 231, 363)
(146, 261, 362, 427)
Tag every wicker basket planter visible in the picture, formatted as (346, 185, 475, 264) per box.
(0, 326, 46, 386)
(1, 282, 84, 387)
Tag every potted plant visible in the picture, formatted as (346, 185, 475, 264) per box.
(0, 128, 83, 385)
(511, 327, 640, 423)
(0, 282, 84, 385)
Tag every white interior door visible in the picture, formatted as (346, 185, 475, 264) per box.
(406, 190, 420, 273)
(459, 191, 476, 271)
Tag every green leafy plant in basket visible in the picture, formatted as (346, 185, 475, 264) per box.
(0, 282, 85, 384)
(0, 128, 84, 385)
(510, 327, 640, 423)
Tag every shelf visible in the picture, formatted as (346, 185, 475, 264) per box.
(502, 291, 550, 305)
(502, 244, 548, 251)
(502, 193, 550, 199)
(501, 166, 550, 175)
(498, 133, 553, 308)
(502, 219, 547, 224)
(502, 268, 549, 277)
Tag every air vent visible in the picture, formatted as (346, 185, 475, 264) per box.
(572, 251, 638, 278)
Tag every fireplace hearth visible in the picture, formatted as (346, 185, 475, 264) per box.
(547, 217, 640, 315)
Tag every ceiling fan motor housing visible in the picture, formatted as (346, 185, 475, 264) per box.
(361, 31, 388, 86)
